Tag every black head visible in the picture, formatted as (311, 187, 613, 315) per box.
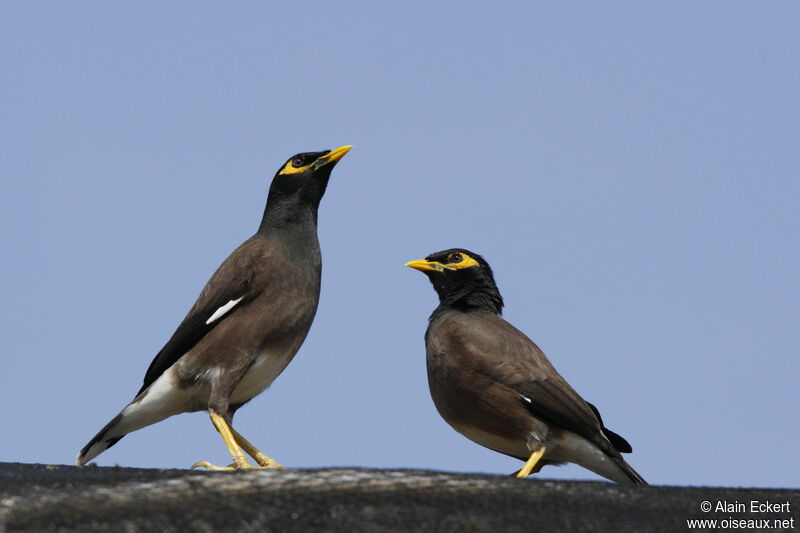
(260, 145, 351, 230)
(406, 248, 504, 315)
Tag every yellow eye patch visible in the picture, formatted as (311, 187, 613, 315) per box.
(445, 253, 479, 270)
(278, 159, 314, 175)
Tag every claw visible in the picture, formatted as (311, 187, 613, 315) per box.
(192, 461, 235, 471)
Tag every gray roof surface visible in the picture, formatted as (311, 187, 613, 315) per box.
(1, 463, 797, 532)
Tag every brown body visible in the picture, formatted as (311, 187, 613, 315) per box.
(427, 312, 550, 459)
(170, 233, 321, 414)
(427, 311, 621, 472)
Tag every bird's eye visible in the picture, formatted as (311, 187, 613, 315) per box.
(449, 253, 463, 263)
(292, 157, 304, 168)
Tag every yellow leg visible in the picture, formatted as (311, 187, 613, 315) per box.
(191, 411, 281, 471)
(230, 427, 283, 468)
(515, 447, 546, 479)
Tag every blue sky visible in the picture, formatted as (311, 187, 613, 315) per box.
(2, 3, 798, 487)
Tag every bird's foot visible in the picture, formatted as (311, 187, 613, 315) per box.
(191, 459, 284, 471)
(197, 411, 287, 471)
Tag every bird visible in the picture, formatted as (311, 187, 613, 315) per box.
(77, 145, 352, 470)
(405, 248, 646, 484)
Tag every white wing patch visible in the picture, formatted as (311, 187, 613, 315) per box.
(206, 297, 244, 325)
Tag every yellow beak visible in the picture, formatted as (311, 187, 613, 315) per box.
(405, 259, 446, 272)
(317, 145, 352, 167)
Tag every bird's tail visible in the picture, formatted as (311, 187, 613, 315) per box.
(612, 456, 648, 485)
(76, 412, 127, 466)
(77, 370, 185, 465)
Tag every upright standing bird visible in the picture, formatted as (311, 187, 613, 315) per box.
(406, 249, 646, 484)
(77, 146, 352, 470)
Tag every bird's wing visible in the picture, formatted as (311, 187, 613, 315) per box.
(454, 313, 623, 455)
(136, 238, 263, 397)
